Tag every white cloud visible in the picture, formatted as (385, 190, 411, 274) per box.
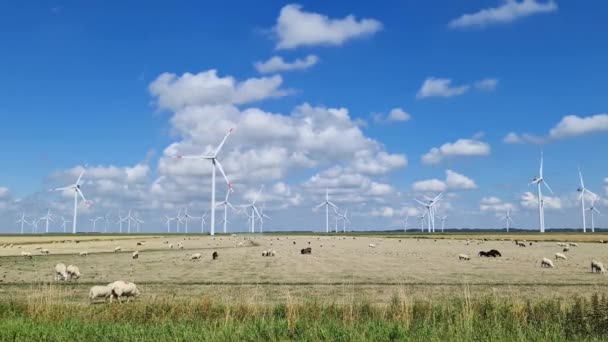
(412, 170, 477, 193)
(475, 78, 498, 91)
(303, 166, 395, 203)
(520, 191, 562, 210)
(503, 132, 523, 144)
(0, 187, 9, 199)
(445, 170, 477, 190)
(255, 55, 319, 74)
(549, 114, 608, 139)
(149, 70, 288, 111)
(416, 78, 469, 99)
(421, 139, 491, 165)
(273, 4, 382, 49)
(373, 107, 412, 123)
(480, 196, 515, 213)
(448, 0, 558, 29)
(370, 206, 395, 218)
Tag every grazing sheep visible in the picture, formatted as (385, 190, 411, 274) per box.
(66, 265, 81, 279)
(516, 242, 526, 247)
(21, 251, 32, 259)
(293, 241, 296, 245)
(79, 251, 88, 257)
(114, 246, 121, 252)
(591, 260, 605, 273)
(41, 249, 50, 254)
(301, 247, 312, 255)
(169, 244, 174, 249)
(541, 257, 554, 268)
(479, 250, 501, 257)
(35, 246, 42, 250)
(136, 242, 143, 246)
(132, 251, 139, 259)
(368, 243, 376, 248)
(563, 247, 570, 253)
(458, 254, 470, 261)
(212, 251, 218, 260)
(190, 253, 202, 261)
(55, 263, 69, 281)
(555, 253, 567, 260)
(89, 285, 113, 303)
(109, 281, 140, 303)
(569, 243, 579, 247)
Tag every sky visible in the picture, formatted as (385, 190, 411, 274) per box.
(1, 0, 608, 233)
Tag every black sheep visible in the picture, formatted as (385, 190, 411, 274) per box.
(212, 251, 218, 260)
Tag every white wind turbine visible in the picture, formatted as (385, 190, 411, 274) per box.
(415, 193, 442, 233)
(315, 189, 338, 233)
(417, 212, 427, 232)
(134, 213, 144, 233)
(402, 215, 409, 233)
(102, 213, 110, 233)
(587, 198, 601, 233)
(216, 188, 236, 234)
(577, 168, 597, 233)
(175, 209, 184, 233)
(438, 215, 447, 233)
(51, 170, 89, 234)
(116, 211, 127, 233)
(339, 209, 350, 233)
(182, 208, 194, 233)
(258, 204, 271, 233)
(89, 217, 101, 232)
(126, 210, 135, 234)
(31, 218, 39, 234)
(503, 210, 514, 232)
(40, 209, 53, 234)
(530, 152, 552, 233)
(60, 216, 71, 233)
(197, 212, 208, 234)
(164, 215, 175, 233)
(173, 128, 234, 236)
(242, 186, 263, 233)
(16, 212, 29, 235)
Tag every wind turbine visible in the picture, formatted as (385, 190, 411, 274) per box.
(530, 152, 552, 233)
(51, 170, 89, 234)
(216, 188, 236, 233)
(182, 208, 194, 233)
(89, 217, 101, 232)
(60, 216, 71, 233)
(340, 209, 350, 233)
(31, 218, 39, 234)
(134, 213, 144, 233)
(175, 209, 184, 233)
(125, 210, 135, 233)
(438, 215, 447, 233)
(315, 189, 338, 233)
(415, 193, 442, 233)
(116, 211, 127, 233)
(164, 215, 175, 233)
(503, 210, 514, 232)
(417, 212, 427, 232)
(258, 204, 271, 233)
(242, 186, 263, 233)
(577, 168, 597, 233)
(16, 212, 29, 235)
(587, 199, 601, 233)
(173, 128, 233, 236)
(402, 215, 409, 233)
(39, 209, 53, 234)
(196, 212, 208, 234)
(102, 213, 110, 233)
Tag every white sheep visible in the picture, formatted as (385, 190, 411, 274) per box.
(132, 251, 139, 259)
(114, 246, 121, 252)
(169, 244, 174, 249)
(569, 242, 579, 247)
(540, 257, 554, 268)
(41, 249, 50, 254)
(109, 280, 140, 303)
(89, 285, 113, 303)
(554, 253, 567, 260)
(21, 251, 32, 259)
(66, 265, 81, 279)
(79, 251, 88, 256)
(368, 243, 376, 248)
(271, 250, 276, 257)
(190, 253, 202, 261)
(458, 254, 470, 261)
(591, 260, 605, 273)
(55, 263, 69, 281)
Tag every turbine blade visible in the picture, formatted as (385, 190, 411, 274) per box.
(77, 188, 87, 203)
(579, 168, 585, 188)
(543, 180, 554, 194)
(252, 186, 263, 205)
(253, 206, 262, 220)
(213, 128, 234, 157)
(414, 199, 426, 206)
(214, 160, 231, 187)
(76, 170, 85, 185)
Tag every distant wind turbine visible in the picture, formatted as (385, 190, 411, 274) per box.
(577, 168, 597, 233)
(16, 212, 29, 235)
(51, 170, 89, 234)
(530, 151, 552, 233)
(315, 189, 338, 233)
(503, 210, 514, 232)
(40, 209, 54, 234)
(587, 199, 601, 233)
(216, 188, 236, 233)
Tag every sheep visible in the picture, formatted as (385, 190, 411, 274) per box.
(190, 253, 202, 261)
(569, 243, 579, 247)
(55, 263, 69, 281)
(591, 260, 605, 273)
(169, 244, 174, 249)
(89, 285, 113, 303)
(40, 248, 50, 254)
(67, 265, 81, 279)
(21, 251, 32, 259)
(212, 251, 218, 260)
(458, 254, 470, 261)
(301, 247, 312, 255)
(541, 257, 554, 268)
(271, 250, 276, 257)
(555, 253, 567, 260)
(563, 247, 570, 253)
(368, 243, 376, 248)
(131, 251, 139, 259)
(108, 281, 141, 303)
(35, 246, 42, 250)
(114, 246, 121, 252)
(136, 242, 143, 246)
(79, 251, 88, 257)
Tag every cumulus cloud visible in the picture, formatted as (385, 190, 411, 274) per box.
(421, 139, 491, 165)
(416, 78, 469, 99)
(503, 132, 523, 144)
(480, 196, 515, 213)
(475, 78, 498, 91)
(303, 166, 395, 203)
(255, 55, 319, 74)
(273, 4, 382, 49)
(412, 170, 477, 192)
(373, 107, 411, 123)
(520, 191, 562, 210)
(148, 70, 288, 111)
(549, 114, 608, 139)
(0, 187, 9, 199)
(448, 0, 558, 29)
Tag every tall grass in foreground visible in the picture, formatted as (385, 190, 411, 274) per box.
(2, 293, 608, 341)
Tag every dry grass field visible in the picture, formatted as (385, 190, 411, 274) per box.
(1, 233, 608, 304)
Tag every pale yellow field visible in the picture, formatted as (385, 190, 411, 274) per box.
(1, 234, 608, 303)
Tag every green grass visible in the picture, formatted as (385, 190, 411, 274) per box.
(1, 292, 608, 341)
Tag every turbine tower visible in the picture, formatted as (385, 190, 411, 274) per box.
(577, 168, 597, 233)
(16, 212, 29, 235)
(51, 170, 88, 234)
(173, 128, 233, 236)
(40, 209, 53, 234)
(315, 189, 338, 233)
(503, 210, 514, 232)
(530, 152, 552, 233)
(587, 199, 601, 233)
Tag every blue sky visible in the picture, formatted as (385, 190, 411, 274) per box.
(1, 1, 607, 233)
